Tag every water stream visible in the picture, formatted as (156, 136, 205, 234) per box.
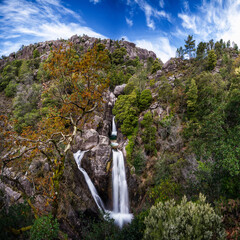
(73, 116, 133, 228)
(73, 150, 106, 211)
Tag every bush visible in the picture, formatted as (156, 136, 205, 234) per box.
(13, 83, 42, 132)
(151, 59, 162, 74)
(113, 90, 139, 136)
(216, 199, 240, 239)
(33, 49, 40, 58)
(30, 214, 59, 240)
(5, 80, 18, 97)
(0, 201, 34, 240)
(144, 194, 226, 240)
(139, 89, 152, 111)
(149, 179, 182, 204)
(132, 150, 146, 175)
(112, 47, 127, 65)
(141, 112, 156, 155)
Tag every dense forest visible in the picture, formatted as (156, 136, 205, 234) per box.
(0, 34, 239, 239)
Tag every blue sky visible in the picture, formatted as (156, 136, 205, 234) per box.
(1, 0, 240, 62)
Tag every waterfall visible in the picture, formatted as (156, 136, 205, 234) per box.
(73, 150, 106, 211)
(73, 116, 132, 228)
(110, 149, 133, 228)
(111, 116, 117, 137)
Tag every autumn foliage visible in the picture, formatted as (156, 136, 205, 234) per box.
(1, 43, 110, 216)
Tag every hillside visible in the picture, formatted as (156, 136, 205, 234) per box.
(0, 35, 239, 239)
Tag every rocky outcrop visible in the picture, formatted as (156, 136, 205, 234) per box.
(58, 151, 98, 239)
(1, 35, 160, 71)
(113, 84, 127, 96)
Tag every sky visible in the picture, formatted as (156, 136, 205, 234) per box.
(0, 0, 240, 63)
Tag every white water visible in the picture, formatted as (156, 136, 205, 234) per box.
(73, 116, 132, 228)
(111, 149, 133, 228)
(73, 151, 106, 211)
(111, 116, 117, 136)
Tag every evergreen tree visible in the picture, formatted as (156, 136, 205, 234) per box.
(227, 40, 231, 48)
(176, 46, 185, 59)
(207, 50, 217, 70)
(196, 42, 207, 59)
(184, 35, 195, 59)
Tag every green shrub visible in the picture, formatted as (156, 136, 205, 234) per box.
(149, 179, 182, 204)
(158, 76, 173, 105)
(30, 214, 59, 240)
(132, 150, 146, 175)
(33, 49, 40, 58)
(113, 90, 139, 136)
(112, 47, 127, 65)
(0, 201, 34, 240)
(141, 112, 156, 155)
(0, 64, 18, 91)
(151, 59, 162, 74)
(139, 89, 152, 111)
(144, 194, 226, 240)
(5, 80, 18, 97)
(13, 83, 42, 132)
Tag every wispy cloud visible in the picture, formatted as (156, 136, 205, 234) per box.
(90, 0, 101, 4)
(178, 0, 240, 46)
(159, 0, 164, 8)
(126, 17, 133, 27)
(178, 13, 199, 34)
(135, 37, 176, 63)
(0, 0, 106, 56)
(134, 0, 171, 30)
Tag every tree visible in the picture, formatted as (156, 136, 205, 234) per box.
(196, 41, 207, 59)
(1, 43, 110, 227)
(184, 35, 195, 59)
(176, 46, 185, 59)
(151, 59, 162, 74)
(144, 194, 225, 240)
(207, 50, 217, 70)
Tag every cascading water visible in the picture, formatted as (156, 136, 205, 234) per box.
(110, 116, 133, 228)
(73, 150, 106, 211)
(111, 116, 117, 137)
(73, 116, 132, 228)
(110, 149, 133, 228)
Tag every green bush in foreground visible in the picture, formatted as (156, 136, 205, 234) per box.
(144, 194, 225, 240)
(30, 214, 59, 240)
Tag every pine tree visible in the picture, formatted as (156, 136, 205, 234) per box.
(176, 46, 185, 59)
(184, 35, 195, 59)
(207, 50, 217, 70)
(196, 42, 207, 59)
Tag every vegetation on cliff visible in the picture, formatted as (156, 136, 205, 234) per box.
(0, 35, 240, 239)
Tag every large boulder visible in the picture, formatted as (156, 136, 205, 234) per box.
(73, 129, 99, 151)
(81, 135, 111, 200)
(114, 84, 127, 96)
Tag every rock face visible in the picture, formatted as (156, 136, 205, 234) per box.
(72, 131, 111, 201)
(0, 35, 159, 71)
(58, 151, 98, 239)
(114, 84, 127, 96)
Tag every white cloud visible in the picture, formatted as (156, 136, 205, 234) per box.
(90, 0, 101, 4)
(183, 1, 189, 11)
(120, 36, 130, 41)
(134, 0, 171, 30)
(178, 0, 240, 47)
(126, 17, 133, 27)
(135, 37, 176, 63)
(159, 0, 164, 8)
(178, 13, 199, 34)
(0, 0, 106, 56)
